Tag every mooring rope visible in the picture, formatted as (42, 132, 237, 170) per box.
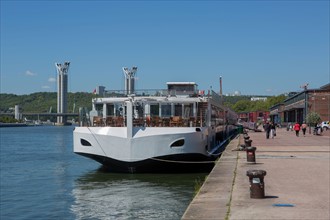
(206, 150, 223, 156)
(149, 157, 215, 164)
(87, 127, 107, 156)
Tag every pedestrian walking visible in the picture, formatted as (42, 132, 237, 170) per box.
(301, 121, 307, 136)
(270, 122, 276, 139)
(294, 122, 300, 137)
(287, 123, 292, 131)
(264, 121, 271, 139)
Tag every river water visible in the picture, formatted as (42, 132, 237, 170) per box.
(0, 126, 207, 220)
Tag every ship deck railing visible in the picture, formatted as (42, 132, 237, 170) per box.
(90, 115, 211, 128)
(102, 89, 199, 98)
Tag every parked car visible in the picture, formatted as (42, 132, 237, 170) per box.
(321, 121, 329, 130)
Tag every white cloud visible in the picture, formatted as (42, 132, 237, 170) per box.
(42, 85, 50, 89)
(25, 70, 37, 76)
(48, 77, 56, 82)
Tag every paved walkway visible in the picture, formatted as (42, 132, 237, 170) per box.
(182, 128, 330, 220)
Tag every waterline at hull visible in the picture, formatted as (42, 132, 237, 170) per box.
(76, 152, 216, 173)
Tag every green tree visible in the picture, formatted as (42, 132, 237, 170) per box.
(306, 112, 321, 127)
(250, 100, 269, 111)
(225, 94, 286, 113)
(267, 95, 286, 107)
(232, 100, 251, 112)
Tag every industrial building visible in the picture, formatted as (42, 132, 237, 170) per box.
(270, 83, 330, 125)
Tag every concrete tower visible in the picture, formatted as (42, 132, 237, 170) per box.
(122, 66, 137, 95)
(55, 61, 70, 124)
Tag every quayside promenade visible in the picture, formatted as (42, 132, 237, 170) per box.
(182, 128, 330, 220)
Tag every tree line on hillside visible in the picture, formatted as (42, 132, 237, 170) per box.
(224, 95, 286, 112)
(0, 92, 96, 113)
(1, 92, 286, 114)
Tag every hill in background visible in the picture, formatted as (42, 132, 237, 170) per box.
(1, 92, 286, 115)
(0, 92, 95, 114)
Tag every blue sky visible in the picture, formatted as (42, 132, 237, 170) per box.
(1, 0, 329, 96)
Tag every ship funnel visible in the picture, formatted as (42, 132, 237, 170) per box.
(122, 66, 137, 95)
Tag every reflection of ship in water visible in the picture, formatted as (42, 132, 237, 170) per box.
(71, 169, 206, 219)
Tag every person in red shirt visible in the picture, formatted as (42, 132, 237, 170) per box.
(294, 122, 300, 137)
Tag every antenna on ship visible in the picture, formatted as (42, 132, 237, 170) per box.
(122, 66, 137, 95)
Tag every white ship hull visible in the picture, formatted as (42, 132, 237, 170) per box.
(74, 126, 227, 173)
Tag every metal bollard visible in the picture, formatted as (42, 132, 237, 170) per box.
(243, 135, 250, 140)
(246, 170, 267, 199)
(245, 139, 252, 147)
(246, 146, 256, 162)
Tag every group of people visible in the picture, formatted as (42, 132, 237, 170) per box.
(264, 121, 308, 139)
(292, 122, 308, 137)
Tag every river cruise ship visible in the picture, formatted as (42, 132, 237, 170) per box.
(73, 71, 237, 173)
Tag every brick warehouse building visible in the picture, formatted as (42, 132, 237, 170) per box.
(270, 83, 330, 125)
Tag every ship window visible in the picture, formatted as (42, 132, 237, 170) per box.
(170, 139, 185, 147)
(161, 104, 171, 117)
(107, 104, 115, 116)
(174, 104, 182, 116)
(81, 139, 92, 146)
(150, 104, 159, 116)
